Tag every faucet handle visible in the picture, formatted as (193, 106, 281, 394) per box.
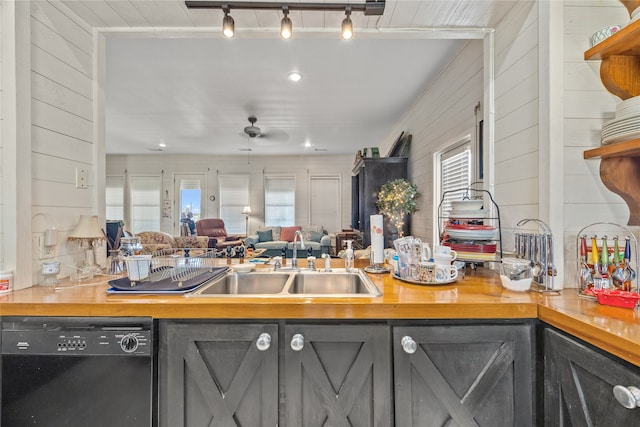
(272, 256, 282, 270)
(307, 256, 316, 271)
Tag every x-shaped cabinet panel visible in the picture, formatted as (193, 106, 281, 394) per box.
(160, 323, 278, 427)
(284, 324, 392, 426)
(393, 324, 533, 427)
(544, 328, 640, 426)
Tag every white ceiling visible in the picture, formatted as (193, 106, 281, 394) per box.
(60, 0, 519, 156)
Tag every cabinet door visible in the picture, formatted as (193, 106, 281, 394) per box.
(284, 324, 392, 426)
(160, 322, 278, 427)
(544, 327, 640, 426)
(393, 324, 534, 426)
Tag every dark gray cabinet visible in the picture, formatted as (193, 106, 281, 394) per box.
(160, 321, 392, 427)
(393, 323, 535, 426)
(284, 324, 392, 426)
(544, 327, 640, 426)
(351, 157, 408, 247)
(159, 322, 278, 427)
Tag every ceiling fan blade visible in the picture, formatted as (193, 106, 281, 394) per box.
(260, 128, 290, 142)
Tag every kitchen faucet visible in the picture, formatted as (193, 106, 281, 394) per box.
(291, 230, 305, 269)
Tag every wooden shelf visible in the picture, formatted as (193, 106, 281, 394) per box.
(585, 18, 640, 100)
(583, 2, 640, 225)
(585, 18, 640, 60)
(584, 138, 640, 159)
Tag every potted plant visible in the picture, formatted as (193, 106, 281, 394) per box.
(376, 178, 419, 238)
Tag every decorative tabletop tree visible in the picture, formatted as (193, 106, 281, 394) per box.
(376, 178, 419, 238)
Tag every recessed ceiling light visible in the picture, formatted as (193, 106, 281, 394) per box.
(288, 72, 303, 82)
(304, 140, 312, 147)
(158, 142, 167, 148)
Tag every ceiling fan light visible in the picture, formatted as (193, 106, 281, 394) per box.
(222, 12, 235, 38)
(341, 15, 353, 39)
(280, 14, 292, 39)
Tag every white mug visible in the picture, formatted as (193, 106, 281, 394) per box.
(434, 245, 457, 259)
(434, 253, 457, 266)
(435, 265, 458, 283)
(421, 243, 431, 262)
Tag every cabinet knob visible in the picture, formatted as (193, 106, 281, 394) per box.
(401, 336, 417, 354)
(613, 385, 640, 409)
(256, 333, 271, 351)
(290, 333, 305, 351)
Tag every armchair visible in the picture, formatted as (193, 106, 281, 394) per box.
(195, 218, 244, 249)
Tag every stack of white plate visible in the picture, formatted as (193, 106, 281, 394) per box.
(602, 96, 640, 144)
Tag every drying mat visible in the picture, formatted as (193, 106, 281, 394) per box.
(108, 266, 228, 294)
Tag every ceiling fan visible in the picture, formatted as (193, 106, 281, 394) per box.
(242, 116, 289, 142)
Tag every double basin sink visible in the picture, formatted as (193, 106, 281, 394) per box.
(188, 268, 382, 298)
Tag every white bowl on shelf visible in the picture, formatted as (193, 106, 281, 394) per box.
(450, 199, 483, 211)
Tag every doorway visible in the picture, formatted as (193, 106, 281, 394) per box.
(309, 175, 341, 233)
(174, 174, 206, 234)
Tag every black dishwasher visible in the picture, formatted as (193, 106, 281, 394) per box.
(1, 316, 155, 427)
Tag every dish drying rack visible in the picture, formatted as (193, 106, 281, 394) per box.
(576, 222, 639, 297)
(438, 184, 502, 267)
(513, 219, 557, 293)
(116, 248, 224, 290)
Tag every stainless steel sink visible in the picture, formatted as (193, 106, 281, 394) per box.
(287, 269, 382, 297)
(189, 272, 291, 296)
(188, 268, 381, 297)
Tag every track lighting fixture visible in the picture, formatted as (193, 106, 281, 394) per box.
(186, 1, 386, 39)
(222, 5, 234, 38)
(280, 7, 292, 39)
(341, 7, 353, 40)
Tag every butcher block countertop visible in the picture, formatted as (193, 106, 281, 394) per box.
(1, 259, 640, 367)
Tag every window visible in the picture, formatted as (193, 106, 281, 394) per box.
(438, 139, 472, 217)
(129, 176, 161, 233)
(105, 176, 125, 221)
(219, 175, 249, 235)
(264, 176, 295, 226)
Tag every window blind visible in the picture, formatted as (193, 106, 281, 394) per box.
(264, 176, 295, 227)
(129, 176, 161, 233)
(440, 141, 471, 216)
(219, 175, 249, 234)
(105, 175, 125, 221)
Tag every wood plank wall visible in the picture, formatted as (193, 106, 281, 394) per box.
(28, 1, 95, 284)
(562, 1, 634, 286)
(376, 38, 485, 246)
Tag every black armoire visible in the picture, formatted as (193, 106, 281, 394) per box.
(351, 157, 409, 248)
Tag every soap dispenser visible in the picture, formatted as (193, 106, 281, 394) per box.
(345, 240, 354, 272)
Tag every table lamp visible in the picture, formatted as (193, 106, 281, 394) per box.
(242, 205, 252, 236)
(68, 215, 105, 277)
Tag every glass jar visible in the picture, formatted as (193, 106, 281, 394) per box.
(499, 257, 532, 292)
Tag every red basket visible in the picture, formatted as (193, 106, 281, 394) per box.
(592, 289, 640, 309)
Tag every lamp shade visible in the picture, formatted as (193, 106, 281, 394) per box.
(68, 215, 104, 240)
(242, 206, 252, 215)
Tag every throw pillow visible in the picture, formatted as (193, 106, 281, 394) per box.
(310, 230, 325, 243)
(280, 226, 302, 242)
(256, 229, 273, 243)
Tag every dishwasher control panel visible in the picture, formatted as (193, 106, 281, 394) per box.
(1, 317, 152, 356)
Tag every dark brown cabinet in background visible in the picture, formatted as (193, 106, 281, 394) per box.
(351, 157, 408, 247)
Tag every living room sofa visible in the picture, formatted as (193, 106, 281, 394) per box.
(136, 231, 209, 254)
(244, 225, 331, 258)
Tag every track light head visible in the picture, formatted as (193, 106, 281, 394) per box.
(280, 7, 292, 39)
(222, 6, 234, 38)
(341, 7, 353, 39)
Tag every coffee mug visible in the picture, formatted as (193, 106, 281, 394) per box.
(434, 245, 457, 259)
(417, 262, 436, 282)
(435, 265, 458, 283)
(434, 253, 457, 266)
(421, 243, 431, 262)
